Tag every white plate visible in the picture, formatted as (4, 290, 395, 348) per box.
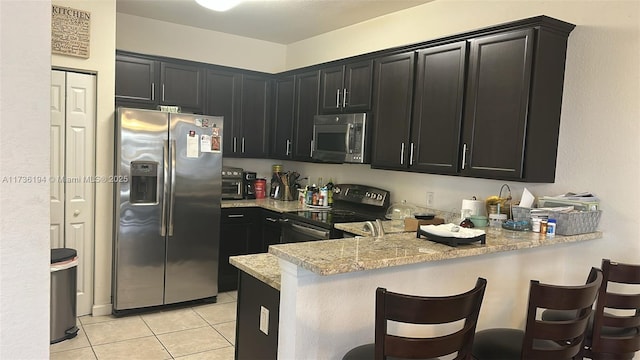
(305, 204, 331, 210)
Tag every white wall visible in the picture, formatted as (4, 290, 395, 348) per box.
(116, 13, 287, 73)
(0, 0, 51, 358)
(51, 0, 116, 317)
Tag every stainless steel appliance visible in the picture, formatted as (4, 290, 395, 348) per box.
(280, 184, 390, 242)
(243, 171, 257, 199)
(222, 166, 243, 200)
(113, 108, 223, 313)
(312, 113, 369, 163)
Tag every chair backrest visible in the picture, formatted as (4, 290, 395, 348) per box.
(374, 277, 487, 360)
(521, 267, 603, 359)
(588, 259, 640, 357)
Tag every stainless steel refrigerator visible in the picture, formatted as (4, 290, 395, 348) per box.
(113, 108, 223, 313)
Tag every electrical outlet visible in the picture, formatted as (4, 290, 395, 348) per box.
(259, 306, 269, 335)
(426, 192, 434, 207)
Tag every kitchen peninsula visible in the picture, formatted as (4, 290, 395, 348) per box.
(229, 203, 602, 359)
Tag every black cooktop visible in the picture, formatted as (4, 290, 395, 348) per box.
(282, 184, 390, 230)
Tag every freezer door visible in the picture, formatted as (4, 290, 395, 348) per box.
(165, 113, 222, 304)
(113, 108, 168, 311)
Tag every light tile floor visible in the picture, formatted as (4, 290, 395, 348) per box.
(50, 291, 238, 360)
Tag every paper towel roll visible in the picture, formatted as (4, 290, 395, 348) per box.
(461, 199, 486, 217)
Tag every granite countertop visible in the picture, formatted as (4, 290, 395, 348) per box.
(268, 227, 603, 276)
(229, 253, 281, 290)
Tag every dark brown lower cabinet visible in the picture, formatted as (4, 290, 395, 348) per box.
(235, 271, 280, 360)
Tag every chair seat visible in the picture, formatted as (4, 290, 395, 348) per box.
(342, 343, 440, 360)
(472, 328, 563, 360)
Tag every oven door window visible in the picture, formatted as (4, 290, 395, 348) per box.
(281, 220, 330, 243)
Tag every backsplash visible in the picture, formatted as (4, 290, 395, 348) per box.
(223, 158, 558, 220)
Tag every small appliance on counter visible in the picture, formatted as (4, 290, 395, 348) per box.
(222, 166, 243, 200)
(243, 171, 257, 199)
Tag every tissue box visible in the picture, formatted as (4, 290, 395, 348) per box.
(404, 217, 444, 231)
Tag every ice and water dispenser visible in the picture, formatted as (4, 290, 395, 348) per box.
(130, 161, 158, 204)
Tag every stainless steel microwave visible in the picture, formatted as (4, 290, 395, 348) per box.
(312, 113, 368, 163)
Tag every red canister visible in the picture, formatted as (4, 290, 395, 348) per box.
(254, 179, 266, 199)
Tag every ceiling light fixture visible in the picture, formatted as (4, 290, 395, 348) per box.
(194, 0, 243, 12)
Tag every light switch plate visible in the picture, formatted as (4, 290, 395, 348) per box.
(259, 306, 269, 335)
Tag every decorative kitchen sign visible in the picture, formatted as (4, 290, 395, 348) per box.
(51, 5, 90, 59)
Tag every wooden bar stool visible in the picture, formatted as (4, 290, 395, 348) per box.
(342, 277, 487, 360)
(472, 267, 602, 360)
(543, 259, 640, 359)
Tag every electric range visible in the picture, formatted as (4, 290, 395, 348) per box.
(280, 184, 390, 242)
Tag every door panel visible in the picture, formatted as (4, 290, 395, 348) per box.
(165, 114, 222, 303)
(114, 108, 167, 311)
(65, 72, 95, 316)
(50, 71, 65, 249)
(411, 42, 466, 174)
(371, 52, 415, 169)
(462, 30, 533, 179)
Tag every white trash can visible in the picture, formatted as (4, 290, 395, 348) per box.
(50, 248, 79, 344)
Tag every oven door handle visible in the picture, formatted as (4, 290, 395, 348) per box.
(282, 219, 330, 239)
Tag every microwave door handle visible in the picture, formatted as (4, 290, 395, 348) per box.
(345, 124, 352, 153)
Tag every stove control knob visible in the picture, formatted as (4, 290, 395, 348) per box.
(377, 194, 383, 200)
(365, 192, 370, 198)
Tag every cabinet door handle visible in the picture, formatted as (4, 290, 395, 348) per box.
(227, 214, 245, 218)
(286, 139, 291, 156)
(342, 88, 348, 108)
(233, 137, 237, 153)
(151, 83, 155, 101)
(310, 140, 314, 157)
(462, 143, 468, 170)
(400, 143, 405, 165)
(162, 84, 165, 102)
(336, 89, 341, 108)
(265, 217, 278, 222)
(241, 137, 245, 153)
(409, 142, 415, 166)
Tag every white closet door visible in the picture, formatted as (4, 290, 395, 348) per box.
(50, 71, 66, 249)
(50, 70, 96, 316)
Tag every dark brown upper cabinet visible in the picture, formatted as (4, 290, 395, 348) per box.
(205, 69, 242, 156)
(461, 22, 573, 182)
(409, 41, 467, 174)
(271, 76, 295, 159)
(116, 52, 204, 113)
(159, 62, 205, 113)
(205, 70, 271, 158)
(370, 52, 415, 170)
(239, 74, 272, 158)
(293, 70, 320, 161)
(115, 54, 158, 106)
(319, 60, 373, 114)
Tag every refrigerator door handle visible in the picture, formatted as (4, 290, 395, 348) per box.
(168, 139, 176, 236)
(161, 140, 169, 236)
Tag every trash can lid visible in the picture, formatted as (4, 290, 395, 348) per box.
(51, 248, 77, 264)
